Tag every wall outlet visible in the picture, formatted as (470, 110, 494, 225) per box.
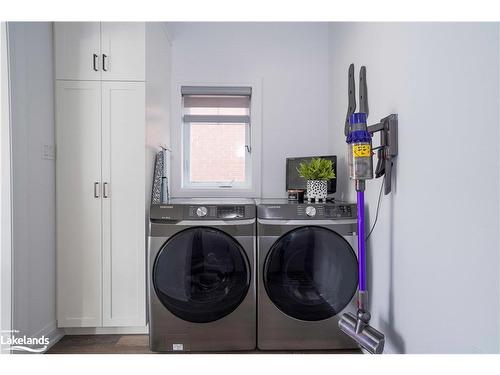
(42, 144, 55, 160)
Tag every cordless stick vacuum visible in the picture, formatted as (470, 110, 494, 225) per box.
(338, 112, 385, 354)
(338, 64, 398, 354)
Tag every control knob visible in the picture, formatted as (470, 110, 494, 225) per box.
(305, 206, 316, 217)
(196, 206, 208, 217)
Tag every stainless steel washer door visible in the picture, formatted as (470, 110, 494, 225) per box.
(264, 226, 358, 321)
(153, 227, 251, 323)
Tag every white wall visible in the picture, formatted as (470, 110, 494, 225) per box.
(145, 23, 172, 209)
(328, 23, 500, 353)
(8, 22, 61, 344)
(167, 22, 330, 198)
(1, 22, 13, 348)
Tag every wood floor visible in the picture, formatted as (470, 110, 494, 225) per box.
(47, 335, 152, 354)
(47, 335, 361, 354)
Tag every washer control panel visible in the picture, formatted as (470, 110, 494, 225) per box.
(187, 205, 249, 219)
(257, 201, 356, 220)
(297, 204, 353, 219)
(150, 200, 255, 221)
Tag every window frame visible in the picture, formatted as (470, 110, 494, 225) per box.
(170, 81, 262, 198)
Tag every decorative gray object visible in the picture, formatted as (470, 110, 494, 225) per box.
(306, 180, 327, 202)
(161, 147, 170, 203)
(151, 151, 164, 205)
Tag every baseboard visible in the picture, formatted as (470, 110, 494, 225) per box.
(64, 325, 149, 335)
(31, 320, 64, 353)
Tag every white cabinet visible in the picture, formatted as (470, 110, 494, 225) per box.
(54, 22, 101, 81)
(56, 81, 146, 328)
(101, 82, 145, 326)
(55, 22, 145, 81)
(56, 81, 103, 327)
(101, 23, 145, 81)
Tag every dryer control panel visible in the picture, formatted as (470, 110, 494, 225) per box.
(256, 199, 356, 220)
(297, 204, 353, 219)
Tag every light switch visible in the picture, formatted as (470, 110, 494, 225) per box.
(42, 144, 55, 160)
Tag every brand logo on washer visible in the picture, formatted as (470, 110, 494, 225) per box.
(172, 343, 184, 351)
(267, 206, 281, 209)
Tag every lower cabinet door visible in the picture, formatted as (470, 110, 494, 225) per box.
(101, 81, 146, 327)
(56, 80, 103, 327)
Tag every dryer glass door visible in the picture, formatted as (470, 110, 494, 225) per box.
(264, 226, 358, 321)
(153, 227, 250, 323)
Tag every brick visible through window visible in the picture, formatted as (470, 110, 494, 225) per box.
(189, 123, 246, 183)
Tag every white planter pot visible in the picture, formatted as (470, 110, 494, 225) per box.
(306, 180, 327, 202)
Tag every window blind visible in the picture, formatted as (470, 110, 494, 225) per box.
(182, 86, 251, 124)
(181, 86, 252, 96)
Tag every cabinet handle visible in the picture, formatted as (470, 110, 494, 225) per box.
(94, 182, 100, 198)
(93, 54, 99, 71)
(103, 182, 109, 198)
(102, 54, 108, 72)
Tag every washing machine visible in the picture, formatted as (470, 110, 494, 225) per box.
(256, 199, 359, 350)
(148, 198, 256, 352)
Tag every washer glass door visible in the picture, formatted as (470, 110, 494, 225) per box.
(153, 227, 250, 323)
(264, 226, 358, 321)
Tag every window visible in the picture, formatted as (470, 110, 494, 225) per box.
(181, 86, 252, 189)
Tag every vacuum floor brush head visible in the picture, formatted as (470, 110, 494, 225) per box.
(338, 312, 385, 354)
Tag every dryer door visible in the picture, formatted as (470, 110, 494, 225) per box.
(264, 226, 358, 321)
(153, 227, 251, 323)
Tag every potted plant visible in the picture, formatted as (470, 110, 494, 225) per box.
(297, 158, 335, 202)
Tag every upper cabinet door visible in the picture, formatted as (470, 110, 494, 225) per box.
(100, 22, 145, 81)
(54, 22, 101, 80)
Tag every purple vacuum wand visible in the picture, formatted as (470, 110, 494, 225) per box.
(355, 187, 371, 334)
(357, 190, 366, 294)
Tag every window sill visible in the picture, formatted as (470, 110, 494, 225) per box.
(172, 186, 260, 198)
